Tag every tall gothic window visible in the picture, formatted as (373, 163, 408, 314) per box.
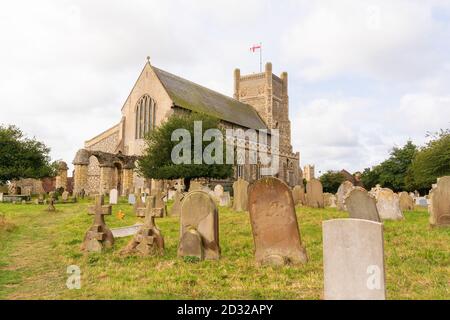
(135, 95, 156, 139)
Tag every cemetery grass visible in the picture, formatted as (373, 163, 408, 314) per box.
(0, 200, 449, 300)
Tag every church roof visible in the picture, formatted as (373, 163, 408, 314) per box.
(153, 66, 267, 130)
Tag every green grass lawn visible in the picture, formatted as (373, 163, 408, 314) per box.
(0, 198, 448, 300)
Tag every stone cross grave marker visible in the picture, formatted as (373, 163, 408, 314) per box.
(306, 178, 324, 208)
(248, 177, 308, 266)
(81, 195, 114, 252)
(344, 187, 381, 222)
(322, 218, 386, 300)
(232, 178, 249, 212)
(121, 202, 165, 256)
(429, 176, 450, 227)
(109, 188, 118, 205)
(178, 191, 220, 260)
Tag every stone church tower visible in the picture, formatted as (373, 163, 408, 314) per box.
(233, 62, 292, 155)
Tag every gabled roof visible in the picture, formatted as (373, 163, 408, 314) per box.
(152, 66, 267, 130)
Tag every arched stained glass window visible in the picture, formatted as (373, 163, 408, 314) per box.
(135, 95, 156, 139)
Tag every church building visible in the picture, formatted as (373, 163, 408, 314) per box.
(73, 60, 301, 195)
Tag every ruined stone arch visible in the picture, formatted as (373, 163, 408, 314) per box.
(73, 149, 138, 195)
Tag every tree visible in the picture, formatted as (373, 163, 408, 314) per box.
(319, 171, 345, 193)
(0, 125, 55, 185)
(360, 140, 417, 192)
(407, 130, 450, 192)
(137, 112, 233, 188)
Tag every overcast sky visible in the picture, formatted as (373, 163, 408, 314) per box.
(1, 0, 449, 176)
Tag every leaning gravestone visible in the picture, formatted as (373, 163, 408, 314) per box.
(344, 187, 380, 222)
(398, 192, 414, 211)
(248, 177, 308, 266)
(306, 178, 324, 208)
(232, 178, 249, 212)
(337, 181, 354, 211)
(323, 219, 386, 300)
(81, 195, 114, 252)
(178, 191, 220, 260)
(121, 203, 165, 256)
(109, 188, 118, 205)
(292, 185, 305, 206)
(170, 190, 183, 216)
(429, 176, 450, 227)
(376, 188, 404, 220)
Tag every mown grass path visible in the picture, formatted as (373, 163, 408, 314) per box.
(0, 199, 448, 299)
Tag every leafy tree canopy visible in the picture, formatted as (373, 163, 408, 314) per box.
(137, 112, 233, 184)
(0, 125, 55, 184)
(319, 170, 345, 193)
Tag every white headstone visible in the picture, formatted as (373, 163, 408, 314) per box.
(128, 194, 136, 205)
(323, 219, 386, 300)
(109, 188, 118, 205)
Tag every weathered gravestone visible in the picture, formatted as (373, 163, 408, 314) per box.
(214, 184, 224, 200)
(337, 181, 354, 211)
(219, 192, 231, 207)
(306, 178, 324, 208)
(375, 188, 404, 220)
(133, 193, 146, 216)
(232, 178, 249, 212)
(429, 176, 450, 227)
(344, 187, 380, 222)
(153, 190, 167, 217)
(109, 188, 118, 205)
(248, 177, 308, 266)
(398, 192, 414, 211)
(121, 203, 165, 256)
(0, 193, 3, 202)
(61, 191, 69, 202)
(128, 193, 136, 205)
(111, 223, 142, 238)
(323, 193, 337, 208)
(81, 195, 114, 252)
(170, 190, 183, 216)
(189, 181, 202, 192)
(178, 191, 220, 260)
(292, 185, 306, 206)
(323, 219, 386, 300)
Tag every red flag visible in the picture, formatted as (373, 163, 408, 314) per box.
(250, 44, 261, 52)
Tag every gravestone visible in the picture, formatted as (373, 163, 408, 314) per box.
(136, 196, 155, 217)
(81, 195, 114, 252)
(189, 181, 202, 192)
(415, 197, 427, 207)
(109, 188, 118, 205)
(376, 188, 404, 220)
(219, 192, 231, 207)
(154, 190, 167, 217)
(344, 187, 380, 222)
(62, 191, 69, 202)
(306, 178, 324, 208)
(214, 184, 224, 200)
(323, 193, 337, 208)
(133, 193, 146, 216)
(429, 176, 450, 227)
(170, 190, 183, 216)
(398, 192, 414, 211)
(178, 191, 220, 260)
(337, 181, 354, 211)
(232, 178, 249, 212)
(292, 185, 305, 206)
(128, 193, 136, 205)
(0, 193, 3, 202)
(323, 219, 386, 300)
(111, 223, 143, 238)
(248, 177, 308, 266)
(121, 203, 165, 256)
